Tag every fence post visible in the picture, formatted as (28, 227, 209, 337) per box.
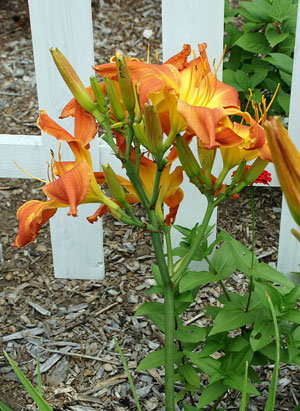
(162, 0, 225, 260)
(28, 0, 104, 280)
(277, 2, 300, 282)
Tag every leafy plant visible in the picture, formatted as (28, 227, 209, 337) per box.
(224, 0, 298, 117)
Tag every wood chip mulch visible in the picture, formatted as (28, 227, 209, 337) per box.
(0, 1, 299, 410)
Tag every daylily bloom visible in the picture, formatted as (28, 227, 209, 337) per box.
(94, 43, 240, 149)
(14, 103, 120, 247)
(88, 156, 184, 226)
(265, 117, 300, 226)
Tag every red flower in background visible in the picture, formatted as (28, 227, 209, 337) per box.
(232, 165, 272, 186)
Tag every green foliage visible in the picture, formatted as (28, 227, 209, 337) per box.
(135, 220, 300, 409)
(224, 0, 297, 117)
(2, 352, 53, 411)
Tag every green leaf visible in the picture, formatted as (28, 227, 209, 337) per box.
(227, 336, 249, 352)
(283, 285, 300, 310)
(240, 361, 249, 411)
(277, 34, 296, 56)
(145, 285, 164, 295)
(178, 364, 200, 388)
(279, 70, 292, 87)
(224, 374, 260, 396)
(253, 282, 284, 310)
(272, 0, 292, 21)
(151, 264, 162, 285)
(175, 325, 206, 343)
(197, 381, 228, 408)
(235, 33, 271, 54)
(197, 340, 226, 358)
(266, 24, 290, 48)
(136, 348, 183, 371)
(235, 70, 250, 90)
(263, 53, 294, 74)
(204, 306, 222, 319)
(135, 302, 165, 331)
(250, 317, 274, 351)
(277, 88, 290, 116)
(249, 71, 267, 89)
(179, 270, 216, 293)
(222, 346, 254, 375)
(240, 0, 275, 22)
(0, 403, 14, 411)
(223, 69, 243, 91)
(243, 22, 264, 32)
(225, 23, 243, 49)
(251, 263, 294, 290)
(209, 299, 258, 335)
(281, 309, 300, 324)
(3, 351, 53, 411)
(185, 352, 221, 377)
(183, 405, 198, 411)
(211, 242, 237, 277)
(223, 230, 258, 275)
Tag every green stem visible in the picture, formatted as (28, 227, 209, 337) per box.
(148, 209, 175, 410)
(214, 167, 229, 192)
(173, 197, 215, 282)
(164, 225, 174, 278)
(245, 186, 255, 312)
(150, 165, 163, 208)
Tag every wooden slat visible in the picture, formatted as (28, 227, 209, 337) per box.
(162, 0, 224, 265)
(28, 0, 104, 280)
(277, 3, 300, 280)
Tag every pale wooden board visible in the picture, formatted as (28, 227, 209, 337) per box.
(28, 0, 104, 280)
(162, 0, 224, 262)
(0, 134, 43, 179)
(277, 3, 300, 280)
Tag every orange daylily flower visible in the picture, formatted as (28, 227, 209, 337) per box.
(216, 112, 271, 170)
(89, 157, 184, 226)
(94, 43, 240, 148)
(14, 104, 117, 247)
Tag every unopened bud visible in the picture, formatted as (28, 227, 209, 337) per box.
(50, 48, 97, 116)
(175, 135, 202, 180)
(242, 157, 269, 186)
(144, 102, 163, 161)
(90, 76, 107, 114)
(102, 163, 127, 205)
(104, 78, 125, 122)
(116, 52, 135, 113)
(231, 160, 246, 185)
(133, 120, 148, 148)
(197, 140, 216, 175)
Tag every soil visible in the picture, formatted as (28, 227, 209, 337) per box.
(0, 1, 299, 410)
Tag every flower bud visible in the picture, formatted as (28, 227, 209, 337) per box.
(90, 76, 107, 114)
(104, 78, 125, 122)
(133, 120, 148, 148)
(175, 135, 202, 180)
(197, 140, 216, 175)
(115, 52, 135, 114)
(144, 102, 164, 161)
(265, 117, 300, 226)
(102, 163, 127, 205)
(242, 157, 269, 186)
(50, 48, 98, 116)
(231, 160, 246, 186)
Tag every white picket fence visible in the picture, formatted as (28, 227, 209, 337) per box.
(0, 0, 299, 280)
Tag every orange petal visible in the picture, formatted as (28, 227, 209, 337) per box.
(165, 188, 184, 225)
(38, 110, 74, 142)
(43, 161, 92, 216)
(177, 101, 226, 148)
(165, 44, 191, 71)
(60, 85, 102, 118)
(14, 200, 57, 247)
(74, 101, 97, 146)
